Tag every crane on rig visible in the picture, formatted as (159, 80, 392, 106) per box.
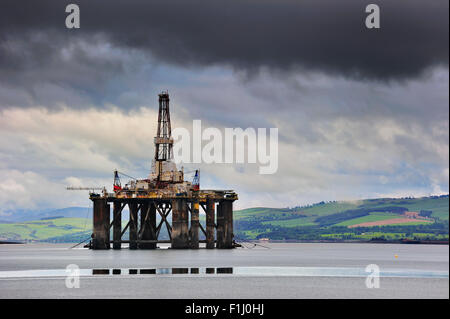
(66, 187, 104, 191)
(66, 186, 107, 197)
(192, 169, 200, 191)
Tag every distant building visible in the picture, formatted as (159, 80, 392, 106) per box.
(404, 211, 420, 219)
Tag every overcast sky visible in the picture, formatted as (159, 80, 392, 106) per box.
(0, 0, 448, 215)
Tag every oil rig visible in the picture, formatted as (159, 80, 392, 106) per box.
(89, 92, 238, 249)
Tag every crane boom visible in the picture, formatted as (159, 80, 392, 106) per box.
(66, 186, 104, 190)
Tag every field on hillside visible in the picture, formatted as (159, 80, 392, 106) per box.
(348, 218, 433, 228)
(0, 218, 91, 242)
(334, 212, 399, 226)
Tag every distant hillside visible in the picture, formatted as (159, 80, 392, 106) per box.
(0, 217, 91, 242)
(0, 207, 90, 222)
(0, 195, 448, 243)
(234, 195, 449, 241)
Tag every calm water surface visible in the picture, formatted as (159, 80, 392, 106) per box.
(0, 243, 448, 298)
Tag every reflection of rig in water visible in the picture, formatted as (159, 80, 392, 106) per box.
(89, 92, 238, 250)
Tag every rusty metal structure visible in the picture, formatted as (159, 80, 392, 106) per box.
(89, 92, 238, 249)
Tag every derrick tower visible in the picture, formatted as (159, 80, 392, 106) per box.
(154, 91, 173, 181)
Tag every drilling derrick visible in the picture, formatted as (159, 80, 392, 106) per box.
(154, 92, 172, 180)
(149, 92, 183, 186)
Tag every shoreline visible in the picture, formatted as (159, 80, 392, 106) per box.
(248, 239, 449, 245)
(0, 241, 24, 244)
(2, 240, 448, 245)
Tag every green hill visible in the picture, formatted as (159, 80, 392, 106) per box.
(235, 195, 449, 222)
(234, 195, 449, 241)
(0, 217, 91, 242)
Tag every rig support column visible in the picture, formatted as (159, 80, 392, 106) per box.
(216, 201, 224, 248)
(129, 202, 138, 250)
(112, 202, 122, 249)
(139, 203, 152, 249)
(206, 198, 215, 249)
(139, 202, 156, 249)
(149, 202, 157, 249)
(190, 200, 199, 249)
(222, 200, 234, 248)
(171, 199, 189, 248)
(92, 198, 110, 250)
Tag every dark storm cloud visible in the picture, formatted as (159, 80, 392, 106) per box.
(0, 0, 448, 81)
(0, 1, 448, 212)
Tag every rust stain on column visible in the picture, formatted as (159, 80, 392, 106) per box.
(171, 199, 188, 248)
(222, 200, 234, 248)
(139, 202, 156, 249)
(129, 202, 138, 249)
(216, 201, 224, 248)
(149, 202, 157, 249)
(112, 202, 122, 249)
(92, 198, 110, 250)
(190, 200, 199, 249)
(206, 198, 215, 249)
(139, 203, 151, 249)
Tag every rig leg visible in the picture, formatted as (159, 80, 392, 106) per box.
(129, 202, 138, 250)
(206, 198, 215, 249)
(222, 200, 234, 248)
(149, 202, 157, 249)
(112, 202, 122, 249)
(139, 203, 151, 249)
(190, 200, 199, 249)
(92, 198, 110, 250)
(216, 201, 224, 248)
(171, 199, 189, 249)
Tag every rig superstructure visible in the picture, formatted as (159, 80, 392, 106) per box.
(89, 92, 238, 249)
